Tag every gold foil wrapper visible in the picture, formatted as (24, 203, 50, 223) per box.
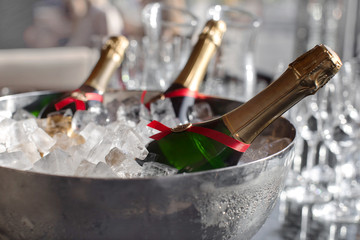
(199, 20, 227, 47)
(174, 20, 226, 91)
(289, 44, 342, 93)
(85, 35, 129, 92)
(103, 36, 130, 59)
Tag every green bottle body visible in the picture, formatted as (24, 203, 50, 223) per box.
(147, 118, 241, 172)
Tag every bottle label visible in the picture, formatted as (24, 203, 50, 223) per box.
(147, 120, 250, 152)
(54, 89, 103, 111)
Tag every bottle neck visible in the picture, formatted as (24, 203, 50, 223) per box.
(83, 48, 123, 94)
(222, 68, 313, 143)
(170, 36, 217, 92)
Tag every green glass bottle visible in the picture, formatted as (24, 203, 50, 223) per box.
(146, 44, 342, 173)
(39, 36, 129, 118)
(146, 19, 227, 123)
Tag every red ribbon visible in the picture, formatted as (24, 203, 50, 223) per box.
(55, 90, 103, 111)
(147, 120, 250, 153)
(141, 90, 147, 104)
(163, 88, 198, 99)
(142, 88, 210, 109)
(163, 88, 211, 100)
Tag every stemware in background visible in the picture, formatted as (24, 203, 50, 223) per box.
(281, 95, 333, 240)
(120, 38, 145, 90)
(286, 94, 335, 202)
(312, 59, 360, 234)
(140, 2, 198, 91)
(202, 5, 261, 102)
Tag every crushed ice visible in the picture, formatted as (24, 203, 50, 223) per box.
(0, 96, 290, 178)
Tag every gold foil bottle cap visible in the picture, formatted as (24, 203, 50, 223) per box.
(84, 35, 129, 92)
(199, 20, 227, 47)
(102, 36, 129, 59)
(289, 44, 342, 93)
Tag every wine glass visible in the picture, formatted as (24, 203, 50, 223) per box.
(312, 59, 360, 225)
(141, 2, 198, 91)
(281, 93, 334, 240)
(285, 93, 334, 203)
(202, 5, 261, 102)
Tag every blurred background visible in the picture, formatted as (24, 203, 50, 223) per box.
(1, 0, 358, 94)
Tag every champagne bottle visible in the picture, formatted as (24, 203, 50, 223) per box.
(146, 44, 342, 173)
(146, 19, 227, 123)
(39, 36, 129, 118)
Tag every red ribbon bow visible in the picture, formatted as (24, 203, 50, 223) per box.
(55, 90, 103, 111)
(147, 120, 250, 153)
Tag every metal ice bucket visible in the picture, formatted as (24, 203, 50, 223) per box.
(0, 90, 296, 240)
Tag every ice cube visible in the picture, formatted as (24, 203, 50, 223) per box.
(45, 110, 73, 136)
(12, 109, 35, 121)
(105, 99, 121, 122)
(141, 162, 178, 177)
(0, 118, 15, 144)
(77, 161, 117, 178)
(116, 96, 142, 124)
(52, 132, 84, 151)
(35, 118, 48, 131)
(105, 147, 143, 178)
(91, 162, 118, 178)
(0, 151, 32, 170)
(263, 137, 292, 155)
(79, 122, 106, 142)
(21, 118, 39, 134)
(86, 137, 113, 164)
(239, 136, 292, 164)
(111, 127, 149, 160)
(105, 147, 127, 167)
(72, 104, 110, 131)
(72, 110, 98, 131)
(0, 144, 5, 153)
(32, 149, 77, 175)
(139, 104, 152, 121)
(29, 128, 56, 154)
(188, 101, 214, 122)
(9, 141, 41, 164)
(88, 101, 110, 125)
(5, 121, 28, 151)
(74, 160, 96, 177)
(0, 110, 12, 119)
(150, 98, 179, 128)
(0, 116, 6, 122)
(134, 119, 155, 145)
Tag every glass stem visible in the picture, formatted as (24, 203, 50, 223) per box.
(300, 204, 310, 240)
(305, 139, 318, 170)
(334, 154, 344, 200)
(328, 223, 338, 240)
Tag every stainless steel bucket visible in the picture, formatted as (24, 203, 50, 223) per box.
(0, 90, 296, 240)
